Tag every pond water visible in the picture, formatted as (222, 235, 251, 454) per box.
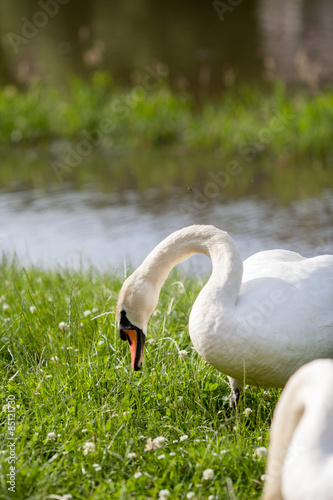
(1, 182, 332, 275)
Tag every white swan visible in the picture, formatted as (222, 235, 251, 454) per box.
(116, 225, 333, 402)
(263, 359, 333, 500)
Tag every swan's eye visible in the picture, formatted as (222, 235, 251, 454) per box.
(119, 310, 132, 340)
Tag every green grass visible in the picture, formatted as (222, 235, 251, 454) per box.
(0, 261, 281, 499)
(1, 72, 333, 164)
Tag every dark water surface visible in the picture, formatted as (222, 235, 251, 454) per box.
(1, 0, 333, 92)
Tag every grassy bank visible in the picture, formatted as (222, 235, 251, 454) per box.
(1, 73, 333, 164)
(0, 262, 280, 499)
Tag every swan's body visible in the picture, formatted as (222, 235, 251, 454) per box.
(116, 225, 333, 390)
(263, 359, 333, 500)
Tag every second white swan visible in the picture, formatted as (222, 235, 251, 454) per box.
(116, 225, 333, 402)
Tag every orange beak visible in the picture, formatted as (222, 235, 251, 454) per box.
(122, 328, 145, 370)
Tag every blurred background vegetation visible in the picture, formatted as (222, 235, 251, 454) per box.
(0, 0, 332, 268)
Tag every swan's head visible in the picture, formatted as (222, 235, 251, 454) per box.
(116, 271, 159, 371)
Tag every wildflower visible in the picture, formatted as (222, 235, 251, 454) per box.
(83, 310, 91, 317)
(2, 304, 10, 311)
(47, 431, 56, 441)
(82, 441, 95, 455)
(123, 411, 130, 415)
(82, 467, 86, 475)
(145, 435, 165, 450)
(59, 322, 67, 332)
(61, 496, 73, 500)
(157, 454, 166, 460)
(208, 496, 216, 500)
(263, 390, 271, 399)
(46, 374, 52, 378)
(30, 306, 36, 313)
(2, 404, 11, 411)
(261, 474, 267, 481)
(127, 452, 136, 459)
(153, 436, 165, 448)
(134, 471, 142, 479)
(172, 439, 178, 443)
(187, 493, 195, 499)
(179, 350, 187, 359)
(202, 469, 215, 480)
(92, 463, 102, 471)
(158, 490, 170, 499)
(92, 307, 99, 313)
(50, 356, 59, 363)
(169, 452, 176, 457)
(243, 408, 252, 417)
(98, 340, 104, 347)
(180, 434, 188, 441)
(255, 447, 268, 458)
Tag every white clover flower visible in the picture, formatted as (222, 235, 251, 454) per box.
(98, 340, 104, 347)
(127, 452, 136, 459)
(2, 404, 11, 411)
(50, 356, 60, 363)
(202, 468, 215, 480)
(145, 435, 166, 451)
(30, 306, 37, 313)
(82, 441, 95, 455)
(62, 495, 73, 500)
(47, 431, 56, 441)
(255, 446, 268, 458)
(157, 454, 165, 460)
(153, 436, 165, 448)
(261, 474, 267, 481)
(83, 310, 91, 317)
(180, 435, 188, 442)
(92, 307, 99, 313)
(158, 490, 170, 499)
(187, 493, 195, 499)
(92, 463, 102, 471)
(3, 304, 10, 311)
(243, 408, 252, 417)
(145, 438, 155, 451)
(263, 390, 271, 399)
(172, 439, 178, 443)
(208, 496, 216, 500)
(134, 471, 142, 479)
(169, 452, 176, 457)
(82, 467, 86, 475)
(179, 350, 187, 359)
(59, 322, 67, 332)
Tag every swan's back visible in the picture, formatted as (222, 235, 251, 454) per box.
(216, 250, 333, 387)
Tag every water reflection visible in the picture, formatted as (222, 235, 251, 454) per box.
(1, 0, 333, 91)
(1, 187, 332, 273)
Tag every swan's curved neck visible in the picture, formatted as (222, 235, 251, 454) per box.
(138, 225, 243, 304)
(263, 363, 333, 500)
